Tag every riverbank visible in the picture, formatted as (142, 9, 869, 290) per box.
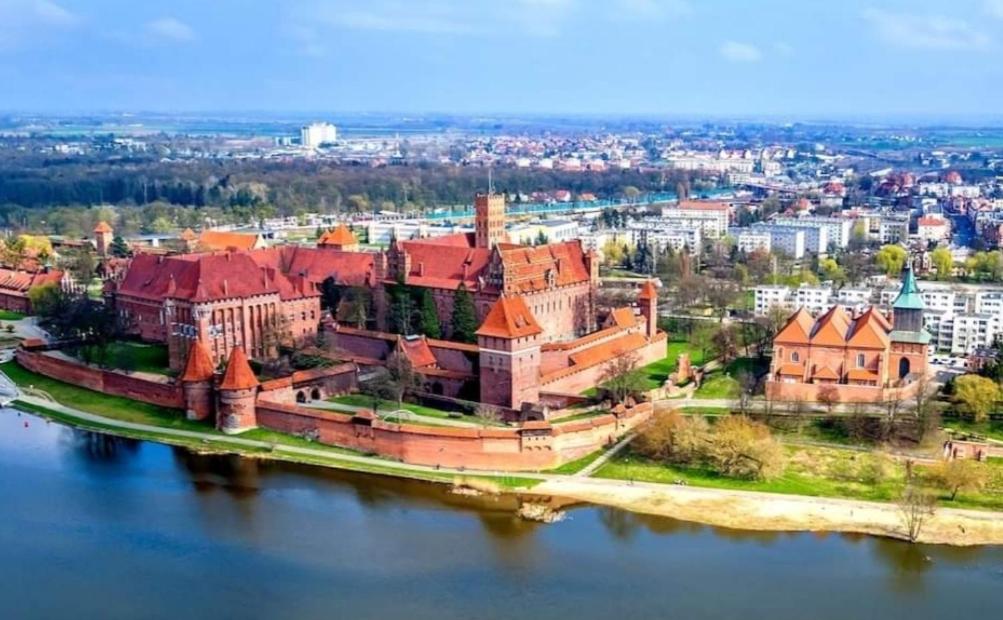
(531, 477, 1003, 546)
(11, 395, 1003, 545)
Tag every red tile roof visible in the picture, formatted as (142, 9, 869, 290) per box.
(117, 252, 318, 304)
(812, 366, 840, 380)
(608, 307, 637, 328)
(497, 240, 591, 294)
(810, 305, 851, 347)
(774, 307, 814, 345)
(638, 280, 658, 300)
(249, 246, 374, 287)
(93, 221, 113, 233)
(476, 295, 542, 339)
(399, 240, 491, 290)
(198, 230, 262, 251)
(0, 268, 63, 295)
(180, 339, 215, 382)
(318, 224, 358, 247)
(777, 363, 805, 376)
(219, 346, 259, 390)
(397, 336, 437, 368)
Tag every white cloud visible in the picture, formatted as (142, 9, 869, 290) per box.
(146, 17, 195, 42)
(862, 8, 990, 51)
(0, 0, 78, 50)
(985, 0, 1003, 19)
(720, 40, 762, 63)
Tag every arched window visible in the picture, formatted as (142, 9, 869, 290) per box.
(791, 351, 800, 363)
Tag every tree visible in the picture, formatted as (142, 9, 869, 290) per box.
(599, 351, 646, 405)
(818, 257, 846, 285)
(634, 410, 709, 464)
(706, 415, 784, 480)
(897, 486, 937, 543)
(335, 287, 370, 329)
(385, 352, 423, 410)
(109, 235, 131, 258)
(817, 385, 840, 415)
(711, 324, 740, 363)
(931, 247, 953, 280)
(688, 322, 715, 361)
(952, 374, 1001, 422)
(418, 289, 442, 339)
(933, 459, 990, 501)
(450, 283, 478, 344)
(875, 245, 908, 277)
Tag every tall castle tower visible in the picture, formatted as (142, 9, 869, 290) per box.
(474, 192, 506, 249)
(94, 221, 114, 256)
(216, 346, 260, 434)
(476, 296, 542, 409)
(638, 280, 658, 339)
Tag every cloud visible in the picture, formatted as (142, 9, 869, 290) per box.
(146, 17, 196, 42)
(720, 40, 762, 63)
(986, 0, 1003, 19)
(0, 0, 78, 50)
(862, 8, 990, 51)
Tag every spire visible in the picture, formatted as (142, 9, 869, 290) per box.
(219, 346, 259, 390)
(893, 263, 924, 310)
(638, 279, 658, 301)
(180, 339, 215, 382)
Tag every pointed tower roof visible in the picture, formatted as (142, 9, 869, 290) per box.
(774, 307, 813, 345)
(893, 264, 925, 310)
(318, 223, 358, 247)
(638, 280, 658, 301)
(180, 339, 215, 382)
(219, 346, 259, 390)
(94, 221, 113, 234)
(475, 295, 542, 339)
(180, 228, 197, 241)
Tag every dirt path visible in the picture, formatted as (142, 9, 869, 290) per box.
(532, 477, 1003, 546)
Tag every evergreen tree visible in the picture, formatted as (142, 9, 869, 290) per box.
(387, 282, 415, 335)
(451, 283, 478, 344)
(109, 235, 131, 258)
(419, 289, 442, 339)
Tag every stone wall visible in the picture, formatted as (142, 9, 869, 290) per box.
(541, 335, 665, 395)
(15, 348, 184, 410)
(765, 377, 920, 403)
(255, 399, 651, 471)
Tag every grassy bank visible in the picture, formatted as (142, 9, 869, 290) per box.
(2, 361, 538, 489)
(595, 446, 1003, 512)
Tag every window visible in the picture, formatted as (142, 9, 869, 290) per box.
(857, 353, 865, 368)
(791, 351, 799, 363)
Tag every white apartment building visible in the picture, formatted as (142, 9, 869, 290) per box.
(752, 222, 822, 255)
(754, 284, 874, 317)
(658, 201, 730, 238)
(771, 216, 852, 249)
(629, 225, 702, 255)
(729, 228, 772, 254)
(300, 122, 338, 148)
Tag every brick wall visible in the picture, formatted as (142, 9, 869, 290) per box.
(255, 398, 651, 471)
(16, 349, 184, 410)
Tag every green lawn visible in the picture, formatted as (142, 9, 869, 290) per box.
(547, 448, 606, 474)
(552, 410, 607, 424)
(0, 310, 25, 321)
(328, 394, 505, 427)
(70, 341, 171, 375)
(693, 357, 766, 399)
(2, 360, 198, 430)
(942, 417, 1003, 442)
(596, 446, 1003, 511)
(636, 339, 710, 390)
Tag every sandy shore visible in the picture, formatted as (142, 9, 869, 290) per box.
(532, 478, 1003, 546)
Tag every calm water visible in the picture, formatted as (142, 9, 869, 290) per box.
(2, 409, 1002, 619)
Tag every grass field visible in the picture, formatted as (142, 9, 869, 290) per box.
(0, 310, 25, 321)
(942, 416, 1003, 442)
(636, 338, 710, 390)
(596, 446, 1003, 511)
(70, 341, 171, 375)
(328, 394, 505, 426)
(693, 357, 766, 399)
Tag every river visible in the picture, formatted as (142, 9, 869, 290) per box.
(2, 409, 1002, 619)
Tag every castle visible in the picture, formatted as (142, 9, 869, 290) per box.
(766, 264, 929, 403)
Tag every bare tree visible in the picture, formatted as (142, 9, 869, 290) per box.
(818, 385, 840, 415)
(897, 486, 937, 543)
(599, 350, 646, 405)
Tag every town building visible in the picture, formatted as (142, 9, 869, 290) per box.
(657, 200, 731, 238)
(300, 122, 338, 148)
(766, 266, 929, 402)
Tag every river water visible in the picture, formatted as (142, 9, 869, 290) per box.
(2, 409, 1002, 619)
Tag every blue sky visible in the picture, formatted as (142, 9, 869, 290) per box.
(3, 0, 1003, 119)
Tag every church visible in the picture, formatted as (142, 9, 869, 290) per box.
(766, 265, 930, 403)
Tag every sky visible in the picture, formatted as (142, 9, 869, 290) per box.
(3, 0, 1003, 120)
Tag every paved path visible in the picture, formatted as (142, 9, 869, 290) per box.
(576, 432, 636, 478)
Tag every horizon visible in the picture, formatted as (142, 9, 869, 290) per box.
(4, 0, 1003, 118)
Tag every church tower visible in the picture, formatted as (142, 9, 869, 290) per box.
(475, 192, 506, 249)
(892, 263, 924, 333)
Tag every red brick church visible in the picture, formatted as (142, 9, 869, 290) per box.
(766, 265, 929, 403)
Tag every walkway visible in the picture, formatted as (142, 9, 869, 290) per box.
(576, 432, 636, 477)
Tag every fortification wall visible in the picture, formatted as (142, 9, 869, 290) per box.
(255, 399, 651, 471)
(765, 378, 920, 403)
(541, 336, 665, 395)
(16, 349, 184, 409)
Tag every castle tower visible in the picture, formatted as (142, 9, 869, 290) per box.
(94, 221, 114, 256)
(476, 295, 542, 409)
(180, 228, 198, 253)
(216, 346, 260, 434)
(179, 338, 215, 421)
(474, 192, 506, 249)
(638, 280, 658, 339)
